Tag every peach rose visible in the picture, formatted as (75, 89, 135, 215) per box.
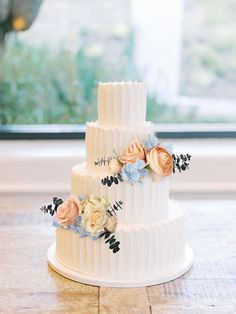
(56, 194, 82, 228)
(119, 140, 146, 164)
(147, 146, 173, 176)
(109, 158, 122, 174)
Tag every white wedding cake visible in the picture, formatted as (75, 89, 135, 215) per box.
(47, 82, 193, 287)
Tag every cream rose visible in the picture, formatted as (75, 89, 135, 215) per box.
(119, 140, 146, 164)
(104, 215, 117, 233)
(56, 194, 82, 228)
(109, 158, 122, 174)
(147, 146, 173, 176)
(81, 195, 109, 236)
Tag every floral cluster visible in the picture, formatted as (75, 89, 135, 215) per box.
(54, 194, 118, 239)
(54, 195, 117, 239)
(41, 194, 122, 253)
(107, 134, 173, 184)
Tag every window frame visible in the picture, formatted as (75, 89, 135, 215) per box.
(0, 124, 236, 140)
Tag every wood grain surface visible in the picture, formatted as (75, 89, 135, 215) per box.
(0, 195, 235, 313)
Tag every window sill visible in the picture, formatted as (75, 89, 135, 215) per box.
(1, 124, 236, 139)
(0, 139, 235, 196)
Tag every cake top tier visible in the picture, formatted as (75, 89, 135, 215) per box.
(97, 81, 146, 127)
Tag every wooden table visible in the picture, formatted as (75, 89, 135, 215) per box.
(0, 195, 235, 313)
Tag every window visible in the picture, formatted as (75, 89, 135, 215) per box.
(0, 0, 236, 131)
(180, 0, 236, 123)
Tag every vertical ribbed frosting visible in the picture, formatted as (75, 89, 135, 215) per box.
(98, 82, 146, 126)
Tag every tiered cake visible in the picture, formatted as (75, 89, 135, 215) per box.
(48, 82, 193, 287)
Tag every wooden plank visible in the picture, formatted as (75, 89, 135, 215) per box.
(0, 285, 98, 314)
(147, 200, 236, 313)
(151, 305, 235, 314)
(99, 287, 150, 314)
(148, 278, 236, 306)
(0, 197, 236, 313)
(0, 222, 99, 313)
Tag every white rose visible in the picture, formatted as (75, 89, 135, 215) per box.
(81, 195, 109, 236)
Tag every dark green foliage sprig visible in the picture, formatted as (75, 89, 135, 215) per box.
(107, 201, 123, 216)
(40, 197, 63, 216)
(94, 157, 113, 167)
(101, 173, 123, 187)
(172, 153, 191, 173)
(94, 151, 119, 167)
(99, 230, 120, 253)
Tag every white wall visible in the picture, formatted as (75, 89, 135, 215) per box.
(1, 139, 236, 196)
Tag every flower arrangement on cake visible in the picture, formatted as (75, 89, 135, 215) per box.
(41, 133, 191, 254)
(97, 133, 191, 186)
(41, 194, 123, 253)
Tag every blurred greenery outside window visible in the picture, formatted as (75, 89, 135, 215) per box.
(1, 0, 236, 125)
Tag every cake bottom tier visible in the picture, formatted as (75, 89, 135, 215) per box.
(49, 203, 193, 287)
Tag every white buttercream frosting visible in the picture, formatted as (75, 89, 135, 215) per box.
(98, 82, 146, 126)
(86, 121, 155, 171)
(56, 202, 185, 280)
(71, 163, 170, 223)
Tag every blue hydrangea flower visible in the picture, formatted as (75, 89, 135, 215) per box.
(79, 195, 86, 201)
(52, 220, 60, 228)
(53, 216, 92, 238)
(121, 160, 148, 184)
(67, 215, 91, 238)
(145, 134, 160, 151)
(73, 216, 101, 240)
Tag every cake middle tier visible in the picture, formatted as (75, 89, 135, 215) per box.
(71, 163, 170, 223)
(86, 121, 155, 171)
